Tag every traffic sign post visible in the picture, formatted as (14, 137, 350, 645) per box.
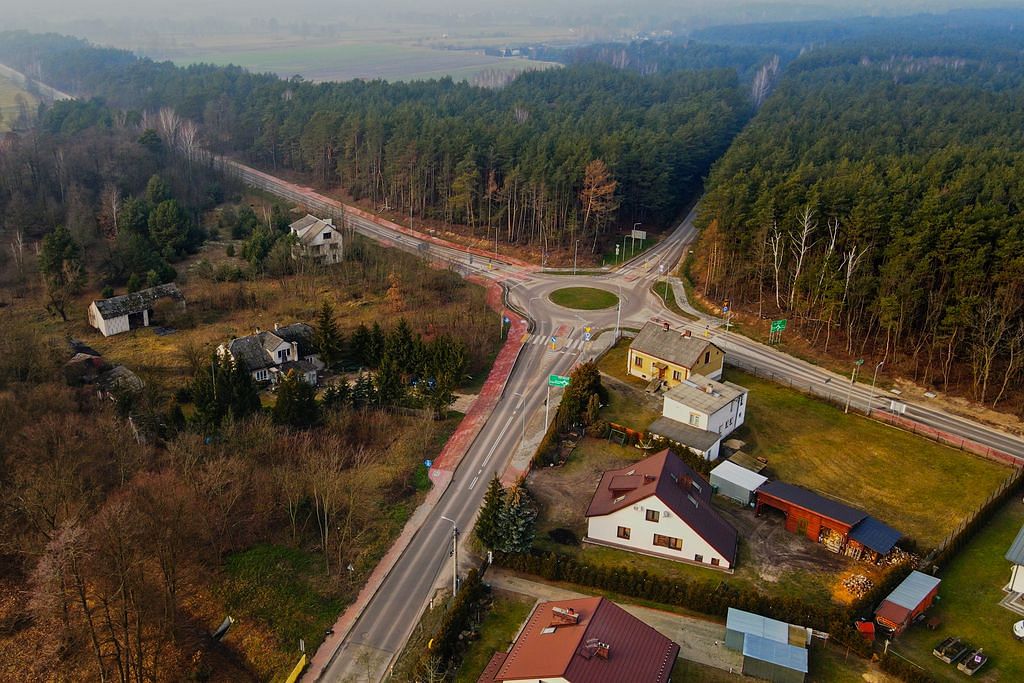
(547, 375, 571, 428)
(769, 319, 787, 344)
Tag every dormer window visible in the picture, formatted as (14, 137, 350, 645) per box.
(323, 231, 332, 239)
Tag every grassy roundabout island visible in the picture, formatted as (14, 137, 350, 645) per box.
(548, 286, 619, 310)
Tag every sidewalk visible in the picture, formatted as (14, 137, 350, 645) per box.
(486, 568, 743, 673)
(305, 281, 525, 679)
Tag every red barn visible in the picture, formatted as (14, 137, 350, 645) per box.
(755, 481, 901, 560)
(874, 571, 941, 634)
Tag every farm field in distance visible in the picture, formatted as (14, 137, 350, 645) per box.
(143, 34, 560, 83)
(0, 75, 35, 132)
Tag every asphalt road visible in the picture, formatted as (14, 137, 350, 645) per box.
(221, 159, 1024, 682)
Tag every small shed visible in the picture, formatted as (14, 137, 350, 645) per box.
(742, 634, 809, 683)
(88, 283, 185, 337)
(725, 608, 811, 683)
(874, 571, 941, 634)
(1005, 523, 1024, 593)
(711, 460, 768, 506)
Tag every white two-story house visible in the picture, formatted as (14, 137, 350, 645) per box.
(585, 449, 738, 571)
(649, 373, 748, 461)
(289, 214, 343, 264)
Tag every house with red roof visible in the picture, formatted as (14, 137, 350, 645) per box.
(477, 596, 679, 683)
(584, 449, 738, 571)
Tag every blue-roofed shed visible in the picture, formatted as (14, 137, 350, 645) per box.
(742, 634, 809, 683)
(848, 516, 902, 556)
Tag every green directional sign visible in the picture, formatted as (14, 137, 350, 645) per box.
(770, 319, 788, 333)
(549, 374, 571, 387)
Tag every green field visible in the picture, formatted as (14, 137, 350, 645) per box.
(731, 368, 1013, 548)
(158, 39, 554, 83)
(896, 498, 1024, 682)
(0, 76, 36, 132)
(548, 286, 619, 310)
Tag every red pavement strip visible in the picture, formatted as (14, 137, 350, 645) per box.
(305, 279, 527, 680)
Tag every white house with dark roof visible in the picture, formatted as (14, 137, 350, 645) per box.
(289, 214, 342, 264)
(648, 373, 748, 461)
(87, 283, 185, 337)
(219, 327, 317, 385)
(585, 449, 738, 570)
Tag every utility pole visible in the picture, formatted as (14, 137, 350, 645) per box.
(868, 361, 884, 415)
(844, 359, 864, 414)
(440, 516, 460, 595)
(573, 239, 579, 276)
(632, 222, 641, 257)
(615, 285, 622, 340)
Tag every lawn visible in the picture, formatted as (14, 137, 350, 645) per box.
(454, 594, 535, 682)
(732, 368, 1014, 548)
(651, 279, 698, 321)
(596, 337, 647, 388)
(896, 498, 1024, 682)
(548, 286, 619, 310)
(599, 378, 662, 430)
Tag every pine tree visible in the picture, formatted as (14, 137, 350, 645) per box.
(475, 475, 506, 549)
(352, 372, 376, 408)
(273, 370, 320, 428)
(497, 483, 537, 555)
(368, 322, 386, 367)
(385, 318, 417, 368)
(322, 381, 351, 411)
(314, 300, 345, 369)
(375, 356, 404, 406)
(228, 356, 262, 420)
(350, 323, 371, 367)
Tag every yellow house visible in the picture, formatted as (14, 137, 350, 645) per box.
(627, 322, 724, 387)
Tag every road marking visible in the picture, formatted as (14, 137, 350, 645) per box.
(468, 475, 480, 490)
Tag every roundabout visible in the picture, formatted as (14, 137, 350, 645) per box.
(548, 286, 619, 310)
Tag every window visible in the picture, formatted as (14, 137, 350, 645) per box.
(617, 526, 631, 540)
(634, 356, 643, 367)
(672, 370, 682, 381)
(711, 558, 720, 567)
(694, 554, 704, 563)
(645, 509, 660, 523)
(653, 534, 682, 551)
(689, 412, 701, 426)
(322, 231, 332, 239)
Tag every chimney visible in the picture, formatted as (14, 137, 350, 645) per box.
(706, 384, 714, 394)
(682, 330, 691, 338)
(255, 326, 261, 334)
(596, 642, 610, 660)
(291, 341, 299, 360)
(551, 606, 580, 625)
(274, 322, 280, 331)
(662, 322, 670, 331)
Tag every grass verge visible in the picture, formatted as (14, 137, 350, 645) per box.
(651, 279, 698, 321)
(548, 287, 619, 311)
(454, 594, 535, 682)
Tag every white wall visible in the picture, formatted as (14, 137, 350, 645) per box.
(663, 395, 709, 430)
(1011, 564, 1024, 593)
(587, 494, 731, 569)
(89, 303, 130, 337)
(663, 392, 746, 439)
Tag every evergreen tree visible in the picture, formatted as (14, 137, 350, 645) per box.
(39, 225, 84, 321)
(322, 381, 351, 411)
(273, 370, 320, 428)
(375, 356, 404, 406)
(314, 300, 345, 369)
(474, 475, 506, 549)
(192, 353, 262, 427)
(352, 372, 376, 408)
(368, 322, 386, 367)
(227, 358, 262, 421)
(496, 483, 537, 555)
(385, 318, 417, 368)
(145, 174, 170, 205)
(148, 199, 189, 258)
(350, 323, 371, 367)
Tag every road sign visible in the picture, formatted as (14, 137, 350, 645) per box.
(549, 336, 557, 344)
(584, 326, 591, 333)
(631, 229, 647, 240)
(890, 401, 907, 415)
(503, 316, 510, 324)
(549, 374, 571, 387)
(770, 319, 788, 333)
(583, 332, 592, 342)
(722, 305, 729, 313)
(615, 244, 620, 255)
(424, 459, 433, 468)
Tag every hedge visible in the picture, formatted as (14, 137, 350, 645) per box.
(412, 566, 489, 678)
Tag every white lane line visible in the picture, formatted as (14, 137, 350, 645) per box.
(468, 475, 480, 490)
(480, 411, 518, 469)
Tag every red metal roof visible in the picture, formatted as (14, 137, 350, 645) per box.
(585, 449, 738, 564)
(493, 597, 679, 683)
(874, 600, 911, 629)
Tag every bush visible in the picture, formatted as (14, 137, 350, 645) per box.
(225, 244, 235, 257)
(878, 654, 938, 683)
(547, 528, 579, 546)
(413, 566, 489, 677)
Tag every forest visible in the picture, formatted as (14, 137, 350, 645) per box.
(696, 21, 1024, 409)
(0, 31, 751, 259)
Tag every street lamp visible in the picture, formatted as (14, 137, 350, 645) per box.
(632, 222, 641, 257)
(844, 359, 865, 414)
(867, 361, 885, 415)
(439, 515, 460, 595)
(573, 239, 580, 276)
(614, 284, 622, 340)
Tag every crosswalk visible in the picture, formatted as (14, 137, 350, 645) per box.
(522, 333, 589, 351)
